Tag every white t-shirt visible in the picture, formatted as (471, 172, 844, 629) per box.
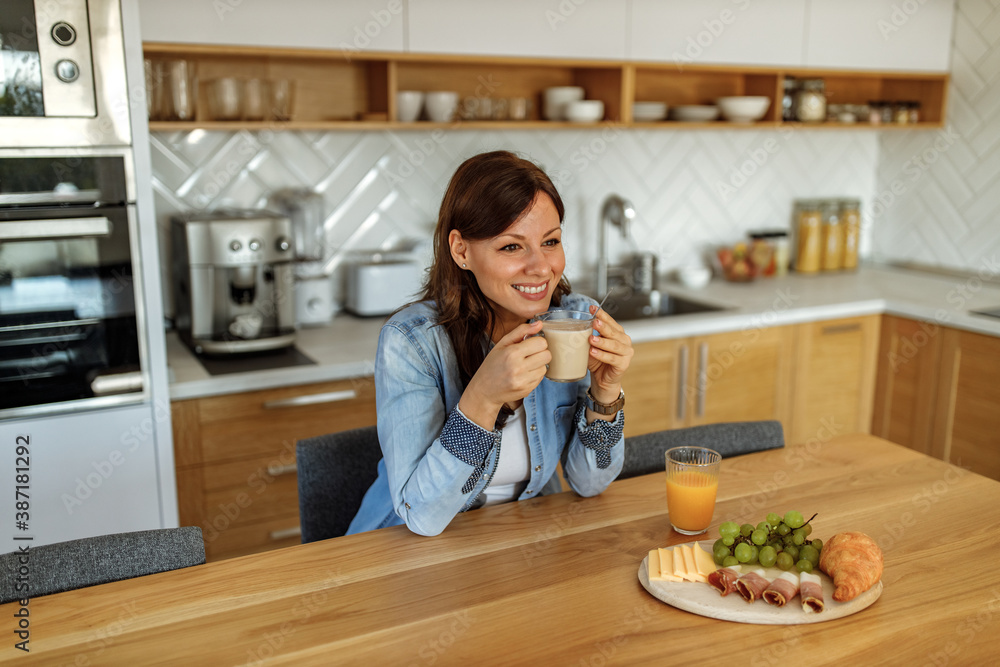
(481, 405, 531, 506)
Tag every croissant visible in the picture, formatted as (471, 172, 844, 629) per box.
(819, 531, 883, 602)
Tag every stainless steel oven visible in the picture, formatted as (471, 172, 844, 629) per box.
(0, 148, 148, 418)
(0, 0, 131, 147)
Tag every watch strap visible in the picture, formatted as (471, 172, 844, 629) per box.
(585, 388, 625, 415)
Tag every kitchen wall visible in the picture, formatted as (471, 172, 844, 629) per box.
(150, 128, 878, 315)
(873, 0, 1000, 273)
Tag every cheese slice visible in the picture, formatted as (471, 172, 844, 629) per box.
(680, 544, 704, 582)
(671, 545, 690, 580)
(655, 548, 683, 582)
(693, 541, 719, 578)
(647, 549, 661, 580)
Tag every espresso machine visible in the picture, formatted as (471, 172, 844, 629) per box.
(172, 209, 297, 355)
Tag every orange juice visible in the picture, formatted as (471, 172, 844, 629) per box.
(666, 471, 718, 532)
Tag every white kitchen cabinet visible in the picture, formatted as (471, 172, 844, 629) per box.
(629, 0, 807, 67)
(137, 0, 405, 52)
(0, 404, 165, 551)
(805, 0, 955, 72)
(407, 0, 627, 59)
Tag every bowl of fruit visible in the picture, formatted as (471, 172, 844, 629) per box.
(716, 243, 756, 282)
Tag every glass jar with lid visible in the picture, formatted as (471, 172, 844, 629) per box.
(794, 79, 827, 123)
(839, 198, 861, 270)
(794, 200, 823, 272)
(782, 77, 797, 121)
(820, 201, 844, 270)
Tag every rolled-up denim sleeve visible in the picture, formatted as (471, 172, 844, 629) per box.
(561, 400, 625, 496)
(375, 323, 497, 536)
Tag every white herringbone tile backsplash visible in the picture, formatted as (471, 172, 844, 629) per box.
(151, 127, 878, 317)
(873, 0, 1000, 272)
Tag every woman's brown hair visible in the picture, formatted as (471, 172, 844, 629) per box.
(422, 151, 571, 423)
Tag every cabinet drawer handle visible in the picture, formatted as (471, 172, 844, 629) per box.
(269, 525, 302, 542)
(696, 343, 708, 418)
(266, 463, 298, 476)
(821, 323, 861, 335)
(676, 345, 688, 421)
(263, 389, 358, 409)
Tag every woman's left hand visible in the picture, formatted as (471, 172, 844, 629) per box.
(587, 304, 633, 403)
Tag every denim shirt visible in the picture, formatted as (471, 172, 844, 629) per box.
(346, 293, 625, 537)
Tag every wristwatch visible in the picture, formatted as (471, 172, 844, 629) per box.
(585, 388, 625, 415)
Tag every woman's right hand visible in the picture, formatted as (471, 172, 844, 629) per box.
(458, 320, 550, 430)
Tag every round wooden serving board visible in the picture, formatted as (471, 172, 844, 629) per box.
(639, 556, 882, 625)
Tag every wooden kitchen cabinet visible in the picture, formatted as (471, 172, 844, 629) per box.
(933, 328, 1000, 480)
(789, 315, 880, 445)
(873, 316, 1000, 481)
(871, 314, 944, 458)
(624, 325, 793, 438)
(172, 376, 377, 560)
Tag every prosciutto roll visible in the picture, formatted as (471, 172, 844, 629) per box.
(707, 565, 742, 596)
(762, 571, 800, 607)
(735, 568, 771, 603)
(800, 571, 825, 613)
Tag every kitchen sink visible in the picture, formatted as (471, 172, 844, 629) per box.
(593, 289, 727, 321)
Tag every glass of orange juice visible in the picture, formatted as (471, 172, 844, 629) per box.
(665, 446, 721, 535)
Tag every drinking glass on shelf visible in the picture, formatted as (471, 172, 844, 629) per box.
(243, 78, 268, 121)
(269, 79, 295, 121)
(665, 446, 721, 535)
(207, 78, 243, 121)
(143, 58, 164, 120)
(163, 59, 197, 121)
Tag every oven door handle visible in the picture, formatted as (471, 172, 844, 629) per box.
(0, 217, 112, 241)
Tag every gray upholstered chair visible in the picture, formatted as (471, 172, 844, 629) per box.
(619, 420, 785, 480)
(0, 526, 205, 604)
(296, 425, 382, 544)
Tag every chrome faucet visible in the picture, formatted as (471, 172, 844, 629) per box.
(597, 194, 635, 298)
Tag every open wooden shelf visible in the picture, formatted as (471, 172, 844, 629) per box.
(144, 43, 949, 131)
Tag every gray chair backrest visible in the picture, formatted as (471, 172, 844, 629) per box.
(620, 420, 785, 480)
(0, 526, 205, 604)
(296, 424, 382, 544)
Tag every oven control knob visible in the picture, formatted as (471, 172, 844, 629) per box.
(51, 22, 77, 46)
(248, 238, 262, 251)
(229, 240, 242, 252)
(55, 59, 80, 83)
(276, 236, 291, 252)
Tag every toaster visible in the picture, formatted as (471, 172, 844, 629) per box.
(344, 260, 422, 316)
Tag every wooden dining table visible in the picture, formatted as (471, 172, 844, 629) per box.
(5, 433, 1000, 665)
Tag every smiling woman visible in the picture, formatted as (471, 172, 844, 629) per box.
(346, 150, 634, 536)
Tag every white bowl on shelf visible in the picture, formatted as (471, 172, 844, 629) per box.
(543, 86, 585, 120)
(670, 105, 720, 122)
(717, 96, 771, 123)
(564, 99, 604, 123)
(425, 91, 459, 122)
(633, 101, 668, 122)
(396, 90, 424, 122)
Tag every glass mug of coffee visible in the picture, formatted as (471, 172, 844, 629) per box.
(532, 309, 594, 382)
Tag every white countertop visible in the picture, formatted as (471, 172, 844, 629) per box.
(168, 264, 1000, 401)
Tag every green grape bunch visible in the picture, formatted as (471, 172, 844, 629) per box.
(711, 511, 823, 573)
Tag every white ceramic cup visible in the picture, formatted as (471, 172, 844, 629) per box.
(396, 90, 424, 122)
(543, 86, 585, 120)
(425, 91, 459, 122)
